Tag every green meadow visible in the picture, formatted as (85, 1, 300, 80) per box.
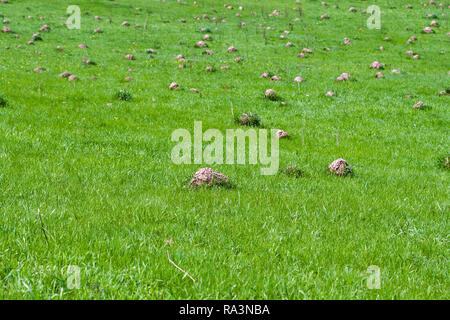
(0, 0, 448, 299)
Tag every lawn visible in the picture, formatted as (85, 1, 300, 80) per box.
(0, 0, 448, 299)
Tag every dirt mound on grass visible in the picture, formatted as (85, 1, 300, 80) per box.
(328, 158, 352, 176)
(190, 168, 229, 187)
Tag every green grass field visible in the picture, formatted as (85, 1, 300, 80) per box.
(0, 0, 448, 299)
